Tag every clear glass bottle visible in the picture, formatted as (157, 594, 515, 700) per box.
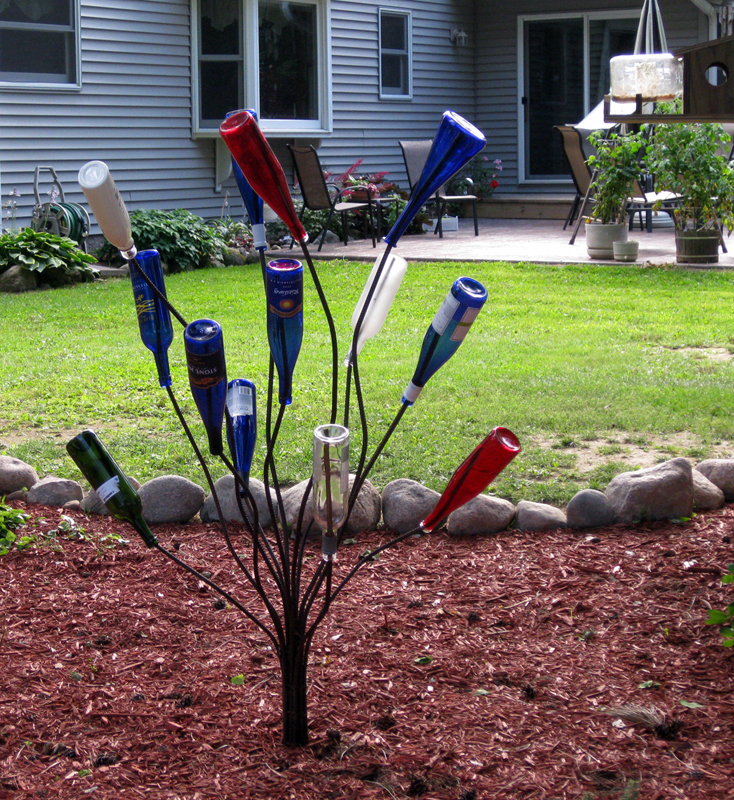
(312, 424, 350, 561)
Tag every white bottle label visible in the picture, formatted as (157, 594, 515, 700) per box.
(431, 292, 461, 335)
(450, 306, 480, 342)
(227, 384, 254, 417)
(96, 475, 120, 503)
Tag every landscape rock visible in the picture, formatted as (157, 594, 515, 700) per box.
(0, 455, 38, 495)
(447, 494, 515, 535)
(81, 476, 141, 515)
(382, 479, 440, 534)
(605, 457, 693, 525)
(515, 500, 567, 532)
(222, 246, 247, 266)
(281, 476, 381, 536)
(0, 264, 38, 293)
(692, 469, 726, 511)
(695, 459, 734, 502)
(566, 489, 615, 529)
(200, 474, 275, 528)
(139, 475, 206, 524)
(26, 475, 83, 507)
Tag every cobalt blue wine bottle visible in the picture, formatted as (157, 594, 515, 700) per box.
(184, 319, 227, 455)
(265, 259, 303, 406)
(225, 378, 257, 491)
(131, 249, 173, 388)
(402, 277, 488, 406)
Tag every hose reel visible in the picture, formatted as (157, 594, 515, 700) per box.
(30, 166, 90, 251)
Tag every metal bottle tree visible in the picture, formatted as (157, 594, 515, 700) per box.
(71, 112, 521, 748)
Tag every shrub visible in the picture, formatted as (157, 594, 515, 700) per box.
(706, 564, 734, 646)
(0, 500, 30, 555)
(207, 217, 254, 251)
(96, 209, 227, 272)
(0, 228, 98, 286)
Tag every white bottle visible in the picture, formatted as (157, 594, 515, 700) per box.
(345, 253, 408, 365)
(78, 160, 136, 260)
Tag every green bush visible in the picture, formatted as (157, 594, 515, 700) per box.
(706, 564, 734, 646)
(96, 209, 227, 272)
(0, 228, 97, 286)
(0, 500, 31, 555)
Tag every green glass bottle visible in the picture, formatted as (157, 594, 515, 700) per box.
(66, 430, 157, 548)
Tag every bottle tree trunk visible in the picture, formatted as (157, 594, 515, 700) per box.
(280, 639, 309, 747)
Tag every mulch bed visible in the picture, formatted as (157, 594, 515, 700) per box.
(1, 501, 733, 799)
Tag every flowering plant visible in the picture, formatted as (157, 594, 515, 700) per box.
(333, 159, 398, 198)
(2, 187, 21, 232)
(446, 155, 502, 200)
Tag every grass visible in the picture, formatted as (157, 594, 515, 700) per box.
(3, 258, 734, 506)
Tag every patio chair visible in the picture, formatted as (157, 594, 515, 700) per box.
(555, 125, 594, 231)
(626, 176, 680, 233)
(286, 144, 376, 251)
(399, 139, 479, 237)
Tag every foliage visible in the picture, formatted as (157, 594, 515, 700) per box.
(587, 130, 647, 225)
(0, 227, 98, 286)
(705, 564, 734, 646)
(446, 154, 502, 200)
(96, 209, 228, 272)
(334, 159, 398, 199)
(644, 99, 734, 232)
(2, 187, 21, 232)
(207, 216, 254, 251)
(0, 500, 30, 555)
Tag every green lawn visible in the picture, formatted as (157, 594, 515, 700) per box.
(2, 258, 734, 505)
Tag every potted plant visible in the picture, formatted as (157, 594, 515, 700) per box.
(584, 129, 647, 259)
(644, 100, 734, 264)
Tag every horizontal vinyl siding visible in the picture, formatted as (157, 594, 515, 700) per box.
(475, 0, 708, 195)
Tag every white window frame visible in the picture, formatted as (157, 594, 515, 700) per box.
(0, 0, 81, 91)
(379, 8, 412, 100)
(192, 0, 332, 138)
(517, 10, 637, 184)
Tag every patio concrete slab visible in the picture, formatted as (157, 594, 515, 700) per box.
(296, 216, 734, 268)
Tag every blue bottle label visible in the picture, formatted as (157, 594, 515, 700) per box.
(267, 274, 303, 319)
(187, 350, 225, 389)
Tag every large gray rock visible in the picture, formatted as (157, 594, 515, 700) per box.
(693, 469, 726, 511)
(26, 475, 83, 507)
(81, 475, 141, 516)
(138, 475, 205, 524)
(515, 500, 567, 532)
(447, 494, 515, 535)
(605, 457, 693, 525)
(281, 475, 381, 536)
(0, 455, 38, 494)
(382, 478, 440, 534)
(200, 474, 275, 529)
(695, 459, 734, 502)
(0, 264, 37, 293)
(222, 247, 247, 266)
(566, 489, 615, 529)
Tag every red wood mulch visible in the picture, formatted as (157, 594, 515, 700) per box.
(1, 501, 733, 800)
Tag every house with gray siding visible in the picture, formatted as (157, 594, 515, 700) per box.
(0, 0, 719, 233)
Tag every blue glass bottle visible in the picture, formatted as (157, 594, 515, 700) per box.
(225, 378, 257, 491)
(265, 259, 303, 406)
(402, 277, 488, 406)
(184, 319, 227, 455)
(226, 109, 266, 250)
(131, 249, 173, 388)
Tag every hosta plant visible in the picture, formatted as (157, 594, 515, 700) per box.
(0, 228, 97, 286)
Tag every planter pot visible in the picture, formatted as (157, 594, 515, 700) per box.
(613, 240, 639, 262)
(585, 222, 627, 259)
(675, 229, 720, 265)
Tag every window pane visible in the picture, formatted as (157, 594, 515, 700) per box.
(588, 19, 637, 108)
(200, 3, 240, 56)
(200, 61, 242, 124)
(381, 14, 406, 51)
(259, 1, 317, 120)
(0, 29, 70, 80)
(0, 0, 70, 25)
(524, 19, 584, 177)
(381, 53, 406, 94)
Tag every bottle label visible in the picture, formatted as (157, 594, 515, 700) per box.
(431, 291, 461, 335)
(97, 475, 120, 503)
(227, 384, 254, 416)
(450, 306, 480, 342)
(187, 350, 225, 389)
(267, 272, 303, 319)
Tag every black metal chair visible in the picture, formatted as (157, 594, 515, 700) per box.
(399, 139, 479, 237)
(286, 144, 376, 251)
